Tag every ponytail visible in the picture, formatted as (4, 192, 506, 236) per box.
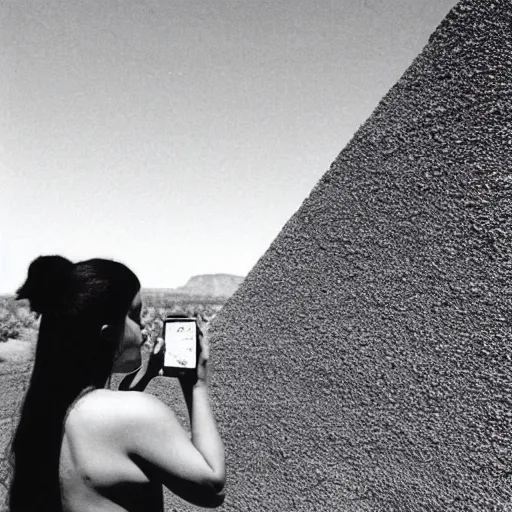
(8, 255, 141, 511)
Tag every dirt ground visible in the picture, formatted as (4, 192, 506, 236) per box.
(0, 330, 36, 511)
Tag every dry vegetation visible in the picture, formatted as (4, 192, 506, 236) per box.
(0, 297, 38, 344)
(0, 291, 226, 347)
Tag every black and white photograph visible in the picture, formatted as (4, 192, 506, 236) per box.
(1, 0, 511, 510)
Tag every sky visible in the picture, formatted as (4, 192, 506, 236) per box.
(0, 0, 458, 293)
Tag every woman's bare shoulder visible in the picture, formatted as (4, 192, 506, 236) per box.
(66, 389, 171, 433)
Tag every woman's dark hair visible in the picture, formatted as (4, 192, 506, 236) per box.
(7, 255, 141, 511)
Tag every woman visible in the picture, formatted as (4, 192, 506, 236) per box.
(8, 255, 225, 512)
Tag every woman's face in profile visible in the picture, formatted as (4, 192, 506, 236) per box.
(111, 290, 144, 373)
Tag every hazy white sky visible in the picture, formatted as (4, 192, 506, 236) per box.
(1, 0, 458, 293)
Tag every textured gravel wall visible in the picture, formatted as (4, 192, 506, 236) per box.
(160, 1, 512, 511)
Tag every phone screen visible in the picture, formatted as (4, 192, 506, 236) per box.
(163, 320, 197, 369)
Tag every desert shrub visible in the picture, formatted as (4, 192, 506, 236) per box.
(0, 308, 21, 342)
(15, 305, 38, 329)
(0, 320, 21, 342)
(0, 296, 38, 342)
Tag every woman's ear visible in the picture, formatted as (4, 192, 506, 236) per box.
(100, 324, 116, 343)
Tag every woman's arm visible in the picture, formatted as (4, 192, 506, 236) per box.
(181, 381, 226, 491)
(119, 321, 225, 506)
(120, 391, 225, 506)
(179, 318, 225, 490)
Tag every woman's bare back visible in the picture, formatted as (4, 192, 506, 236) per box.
(59, 389, 164, 512)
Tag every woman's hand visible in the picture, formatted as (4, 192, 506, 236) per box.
(119, 335, 164, 391)
(179, 314, 210, 389)
(195, 316, 209, 384)
(145, 335, 165, 380)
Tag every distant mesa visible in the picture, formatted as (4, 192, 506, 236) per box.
(174, 274, 245, 298)
(142, 274, 245, 299)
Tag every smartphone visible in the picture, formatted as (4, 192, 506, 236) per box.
(162, 316, 198, 377)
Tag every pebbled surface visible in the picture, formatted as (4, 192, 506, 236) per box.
(162, 0, 512, 510)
